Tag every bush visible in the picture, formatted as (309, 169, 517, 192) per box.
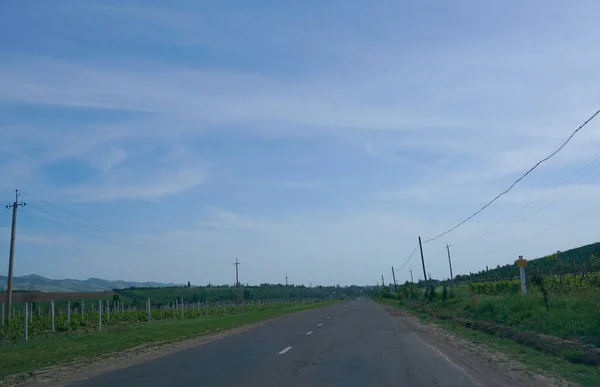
(428, 286, 437, 302)
(442, 284, 448, 302)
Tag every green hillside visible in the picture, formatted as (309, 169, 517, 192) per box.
(455, 241, 600, 283)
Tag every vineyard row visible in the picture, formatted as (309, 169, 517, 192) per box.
(1, 298, 318, 344)
(461, 272, 600, 295)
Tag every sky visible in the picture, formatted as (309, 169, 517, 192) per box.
(1, 1, 600, 287)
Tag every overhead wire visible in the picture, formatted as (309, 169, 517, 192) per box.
(19, 197, 230, 266)
(465, 154, 600, 241)
(423, 108, 600, 243)
(20, 190, 227, 263)
(27, 204, 152, 251)
(394, 246, 418, 272)
(468, 199, 600, 260)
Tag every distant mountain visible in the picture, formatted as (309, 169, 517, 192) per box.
(0, 274, 181, 292)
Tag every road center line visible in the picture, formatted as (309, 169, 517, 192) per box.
(306, 331, 313, 335)
(317, 323, 323, 327)
(278, 346, 292, 355)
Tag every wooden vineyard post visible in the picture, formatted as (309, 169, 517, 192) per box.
(67, 301, 71, 324)
(24, 302, 28, 342)
(146, 298, 151, 323)
(98, 299, 102, 332)
(51, 300, 55, 332)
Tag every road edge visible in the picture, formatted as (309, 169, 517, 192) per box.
(2, 301, 340, 387)
(375, 298, 600, 387)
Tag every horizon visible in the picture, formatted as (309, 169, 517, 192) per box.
(2, 1, 600, 287)
(4, 237, 598, 288)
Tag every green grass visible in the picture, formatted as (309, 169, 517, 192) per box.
(377, 298, 600, 387)
(0, 301, 333, 379)
(408, 290, 600, 347)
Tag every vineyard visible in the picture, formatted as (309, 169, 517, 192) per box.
(462, 272, 600, 295)
(1, 298, 314, 344)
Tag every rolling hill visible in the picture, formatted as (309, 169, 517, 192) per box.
(0, 274, 180, 292)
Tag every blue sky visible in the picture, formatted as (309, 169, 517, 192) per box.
(1, 1, 600, 286)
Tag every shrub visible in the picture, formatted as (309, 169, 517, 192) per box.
(442, 284, 448, 302)
(428, 286, 437, 302)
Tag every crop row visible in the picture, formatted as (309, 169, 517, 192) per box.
(461, 272, 600, 295)
(1, 299, 307, 342)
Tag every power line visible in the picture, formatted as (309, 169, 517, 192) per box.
(27, 205, 159, 253)
(22, 207, 228, 266)
(424, 108, 600, 243)
(463, 153, 600, 241)
(394, 246, 418, 272)
(470, 200, 600, 259)
(23, 211, 152, 253)
(20, 191, 229, 265)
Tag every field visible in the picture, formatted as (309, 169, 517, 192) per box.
(462, 272, 600, 295)
(2, 297, 318, 344)
(391, 288, 600, 346)
(1, 282, 356, 344)
(0, 300, 333, 379)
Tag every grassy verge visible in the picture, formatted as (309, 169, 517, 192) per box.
(0, 301, 332, 378)
(438, 291, 600, 347)
(376, 298, 600, 387)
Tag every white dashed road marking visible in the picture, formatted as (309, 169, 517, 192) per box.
(317, 323, 323, 327)
(306, 331, 313, 335)
(278, 346, 292, 355)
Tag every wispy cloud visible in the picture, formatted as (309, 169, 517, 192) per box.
(0, 226, 73, 246)
(64, 167, 208, 202)
(2, 1, 600, 285)
(198, 208, 272, 231)
(277, 181, 321, 190)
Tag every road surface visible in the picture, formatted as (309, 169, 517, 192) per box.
(69, 299, 531, 387)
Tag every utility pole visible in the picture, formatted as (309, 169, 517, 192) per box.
(418, 236, 428, 288)
(285, 274, 288, 287)
(391, 266, 397, 292)
(381, 274, 385, 290)
(446, 243, 454, 282)
(5, 189, 26, 322)
(410, 270, 414, 283)
(234, 258, 240, 307)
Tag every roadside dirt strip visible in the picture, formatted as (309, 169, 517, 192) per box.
(384, 307, 572, 387)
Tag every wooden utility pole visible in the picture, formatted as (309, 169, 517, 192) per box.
(410, 270, 414, 283)
(5, 189, 26, 322)
(234, 258, 240, 307)
(391, 266, 397, 292)
(446, 243, 454, 282)
(381, 274, 385, 290)
(418, 236, 428, 288)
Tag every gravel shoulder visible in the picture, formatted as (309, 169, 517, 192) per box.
(383, 306, 573, 387)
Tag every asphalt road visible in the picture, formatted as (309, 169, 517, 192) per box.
(69, 300, 522, 387)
